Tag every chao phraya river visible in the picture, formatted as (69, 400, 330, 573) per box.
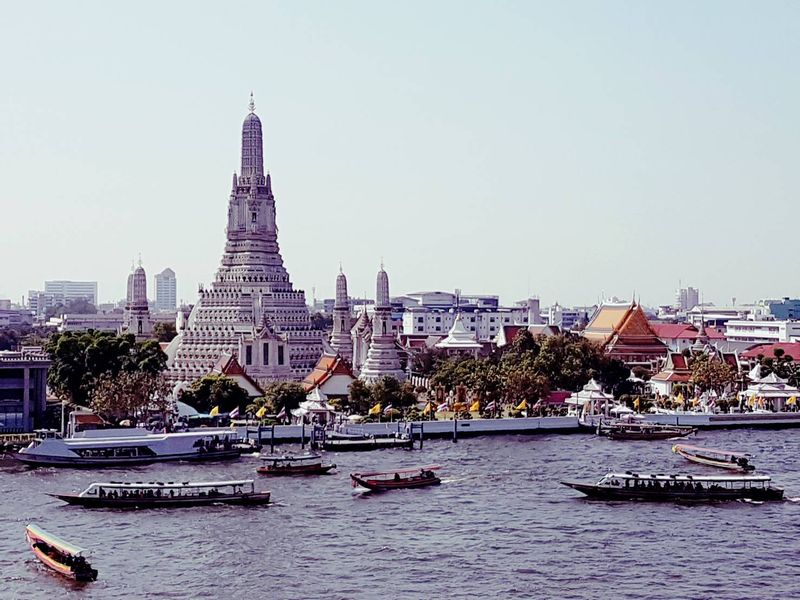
(2, 429, 799, 600)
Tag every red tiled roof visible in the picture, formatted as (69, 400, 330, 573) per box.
(302, 353, 355, 391)
(649, 323, 697, 339)
(741, 342, 800, 362)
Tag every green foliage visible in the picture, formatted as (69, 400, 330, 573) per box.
(347, 379, 373, 414)
(690, 353, 736, 394)
(757, 349, 799, 387)
(180, 375, 251, 414)
(310, 312, 333, 331)
(152, 321, 178, 343)
(45, 330, 168, 406)
(411, 347, 449, 377)
(91, 371, 171, 421)
(262, 381, 307, 415)
(46, 298, 97, 319)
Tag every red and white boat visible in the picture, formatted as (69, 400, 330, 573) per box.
(26, 523, 98, 581)
(350, 465, 441, 491)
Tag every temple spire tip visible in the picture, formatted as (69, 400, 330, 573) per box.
(249, 92, 255, 113)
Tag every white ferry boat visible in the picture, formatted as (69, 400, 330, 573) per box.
(13, 429, 247, 468)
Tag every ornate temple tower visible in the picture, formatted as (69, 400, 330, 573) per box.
(122, 261, 152, 340)
(359, 264, 405, 383)
(166, 95, 323, 385)
(330, 267, 353, 361)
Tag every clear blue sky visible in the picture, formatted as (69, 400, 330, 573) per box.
(1, 1, 798, 308)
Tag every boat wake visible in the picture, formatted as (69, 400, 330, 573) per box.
(785, 496, 800, 503)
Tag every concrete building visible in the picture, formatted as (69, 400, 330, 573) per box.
(53, 313, 124, 332)
(546, 303, 589, 331)
(725, 319, 800, 344)
(166, 96, 323, 385)
(766, 298, 800, 321)
(402, 305, 529, 341)
(44, 280, 98, 305)
(155, 268, 177, 312)
(0, 349, 50, 432)
(675, 286, 700, 312)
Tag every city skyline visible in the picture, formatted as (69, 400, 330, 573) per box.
(1, 2, 799, 308)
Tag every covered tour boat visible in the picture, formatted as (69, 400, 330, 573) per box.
(14, 429, 247, 468)
(26, 523, 98, 581)
(49, 479, 271, 508)
(561, 472, 783, 502)
(315, 432, 414, 452)
(256, 453, 336, 475)
(598, 420, 696, 441)
(350, 465, 441, 491)
(672, 444, 755, 471)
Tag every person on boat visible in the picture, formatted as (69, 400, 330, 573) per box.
(394, 473, 401, 481)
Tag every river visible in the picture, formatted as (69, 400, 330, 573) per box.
(1, 429, 799, 599)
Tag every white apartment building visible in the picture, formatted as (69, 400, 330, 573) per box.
(402, 307, 528, 340)
(44, 280, 98, 305)
(725, 319, 800, 344)
(154, 268, 177, 312)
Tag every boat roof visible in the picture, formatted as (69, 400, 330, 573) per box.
(26, 523, 87, 556)
(605, 472, 770, 482)
(673, 444, 752, 458)
(261, 453, 321, 462)
(85, 479, 254, 489)
(353, 465, 441, 477)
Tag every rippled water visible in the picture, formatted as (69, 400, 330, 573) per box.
(2, 429, 799, 600)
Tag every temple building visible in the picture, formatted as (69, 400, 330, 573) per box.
(583, 301, 668, 368)
(329, 267, 353, 361)
(350, 307, 372, 375)
(435, 312, 483, 357)
(359, 264, 406, 383)
(121, 261, 152, 340)
(166, 96, 323, 385)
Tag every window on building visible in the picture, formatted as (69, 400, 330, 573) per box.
(435, 316, 441, 322)
(278, 345, 284, 365)
(417, 327, 423, 332)
(263, 343, 269, 365)
(417, 317, 423, 323)
(245, 345, 252, 365)
(251, 212, 257, 223)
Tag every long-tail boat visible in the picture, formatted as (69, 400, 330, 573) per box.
(672, 444, 755, 471)
(350, 465, 441, 491)
(257, 453, 336, 475)
(26, 523, 98, 581)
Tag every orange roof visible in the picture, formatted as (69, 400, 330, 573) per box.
(302, 353, 355, 391)
(583, 304, 634, 344)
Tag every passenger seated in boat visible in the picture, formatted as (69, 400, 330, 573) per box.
(394, 473, 401, 481)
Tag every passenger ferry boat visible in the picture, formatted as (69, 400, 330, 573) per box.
(314, 432, 414, 452)
(256, 453, 336, 475)
(49, 479, 271, 508)
(561, 472, 784, 502)
(672, 444, 755, 471)
(351, 466, 441, 491)
(13, 429, 247, 468)
(26, 523, 98, 581)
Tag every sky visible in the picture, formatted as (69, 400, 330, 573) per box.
(1, 1, 798, 309)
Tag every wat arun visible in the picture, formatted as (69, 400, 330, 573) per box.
(166, 96, 323, 385)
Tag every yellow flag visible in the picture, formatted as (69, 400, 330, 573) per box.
(368, 403, 381, 416)
(469, 400, 481, 412)
(422, 402, 433, 415)
(515, 399, 528, 411)
(787, 396, 797, 406)
(633, 397, 640, 409)
(255, 406, 267, 418)
(209, 406, 219, 416)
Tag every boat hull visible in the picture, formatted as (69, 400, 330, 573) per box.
(350, 474, 441, 491)
(256, 464, 335, 475)
(674, 449, 755, 472)
(320, 438, 413, 452)
(49, 492, 271, 508)
(13, 449, 241, 468)
(605, 430, 695, 441)
(561, 481, 784, 502)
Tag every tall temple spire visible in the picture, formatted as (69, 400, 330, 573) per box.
(330, 267, 353, 360)
(376, 262, 390, 308)
(360, 263, 404, 383)
(240, 93, 264, 181)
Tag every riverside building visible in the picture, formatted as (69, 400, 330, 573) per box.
(166, 96, 323, 385)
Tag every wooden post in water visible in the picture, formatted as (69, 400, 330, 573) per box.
(270, 424, 275, 454)
(419, 421, 424, 449)
(301, 422, 306, 448)
(452, 417, 458, 443)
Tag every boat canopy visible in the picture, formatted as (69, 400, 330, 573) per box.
(353, 465, 441, 478)
(262, 454, 321, 462)
(604, 472, 770, 483)
(673, 444, 752, 458)
(26, 523, 87, 557)
(82, 479, 254, 491)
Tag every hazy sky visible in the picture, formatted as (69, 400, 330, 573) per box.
(1, 1, 798, 308)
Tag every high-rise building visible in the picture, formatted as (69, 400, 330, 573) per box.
(154, 268, 177, 312)
(675, 286, 700, 312)
(42, 280, 98, 306)
(167, 96, 323, 384)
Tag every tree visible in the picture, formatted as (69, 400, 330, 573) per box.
(310, 312, 333, 331)
(0, 328, 21, 351)
(347, 379, 373, 414)
(152, 321, 178, 343)
(46, 330, 169, 406)
(46, 298, 97, 319)
(370, 376, 418, 411)
(262, 381, 307, 415)
(411, 347, 448, 377)
(690, 354, 736, 395)
(179, 375, 251, 414)
(91, 371, 171, 422)
(757, 349, 799, 388)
